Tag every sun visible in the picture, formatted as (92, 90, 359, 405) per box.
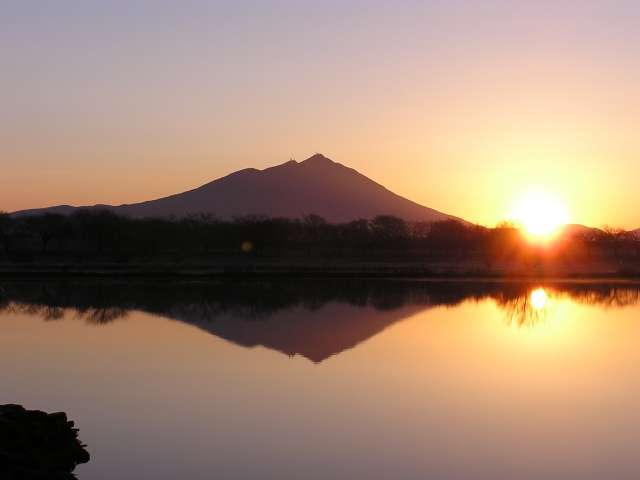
(510, 190, 569, 239)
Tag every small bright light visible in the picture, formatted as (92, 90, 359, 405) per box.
(510, 190, 569, 239)
(530, 288, 548, 310)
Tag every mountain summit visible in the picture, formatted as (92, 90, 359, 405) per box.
(14, 154, 462, 223)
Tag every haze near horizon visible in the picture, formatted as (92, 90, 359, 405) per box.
(2, 1, 639, 228)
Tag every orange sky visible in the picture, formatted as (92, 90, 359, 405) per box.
(2, 1, 639, 228)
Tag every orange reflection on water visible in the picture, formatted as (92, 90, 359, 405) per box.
(3, 281, 640, 479)
(530, 288, 548, 310)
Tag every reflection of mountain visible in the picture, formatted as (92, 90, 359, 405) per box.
(0, 279, 474, 363)
(173, 303, 424, 362)
(1, 279, 640, 362)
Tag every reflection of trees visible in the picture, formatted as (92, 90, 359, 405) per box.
(494, 291, 549, 327)
(2, 302, 67, 321)
(560, 287, 640, 309)
(2, 302, 129, 323)
(75, 306, 129, 324)
(0, 280, 640, 328)
(493, 285, 640, 327)
(0, 279, 487, 325)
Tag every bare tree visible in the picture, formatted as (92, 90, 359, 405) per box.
(24, 213, 68, 254)
(0, 212, 14, 255)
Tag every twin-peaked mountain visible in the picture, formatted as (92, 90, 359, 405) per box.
(14, 154, 461, 223)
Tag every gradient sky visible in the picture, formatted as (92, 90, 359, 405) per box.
(2, 1, 639, 227)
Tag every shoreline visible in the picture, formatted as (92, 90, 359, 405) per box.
(1, 261, 639, 280)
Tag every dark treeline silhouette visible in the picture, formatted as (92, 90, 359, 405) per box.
(2, 278, 638, 325)
(1, 210, 639, 266)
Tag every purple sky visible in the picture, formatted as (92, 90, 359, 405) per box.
(2, 1, 639, 227)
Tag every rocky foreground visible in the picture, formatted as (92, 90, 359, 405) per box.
(0, 404, 90, 479)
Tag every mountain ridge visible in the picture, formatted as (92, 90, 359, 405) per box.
(12, 153, 465, 224)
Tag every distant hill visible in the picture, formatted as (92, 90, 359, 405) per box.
(13, 153, 463, 223)
(561, 224, 640, 240)
(561, 224, 604, 240)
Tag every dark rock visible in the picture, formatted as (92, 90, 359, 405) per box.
(0, 404, 89, 479)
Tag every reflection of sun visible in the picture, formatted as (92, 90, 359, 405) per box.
(500, 288, 552, 327)
(530, 288, 548, 310)
(510, 190, 569, 240)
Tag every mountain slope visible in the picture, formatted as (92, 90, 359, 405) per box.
(561, 224, 604, 240)
(13, 153, 462, 223)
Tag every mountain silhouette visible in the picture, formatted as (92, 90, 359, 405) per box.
(561, 224, 604, 240)
(13, 154, 461, 223)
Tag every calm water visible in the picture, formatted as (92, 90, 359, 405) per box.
(2, 278, 640, 479)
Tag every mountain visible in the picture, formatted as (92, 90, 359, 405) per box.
(13, 153, 462, 223)
(561, 224, 604, 240)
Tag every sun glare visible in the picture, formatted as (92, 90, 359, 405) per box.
(510, 190, 569, 239)
(530, 288, 548, 310)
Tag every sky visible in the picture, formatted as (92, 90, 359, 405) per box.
(1, 0, 639, 228)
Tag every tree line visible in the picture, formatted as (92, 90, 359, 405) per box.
(0, 210, 638, 263)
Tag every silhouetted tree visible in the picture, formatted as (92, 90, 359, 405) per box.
(370, 215, 408, 244)
(0, 212, 13, 256)
(24, 213, 68, 253)
(302, 214, 328, 238)
(408, 221, 431, 240)
(183, 213, 219, 254)
(341, 219, 371, 247)
(428, 220, 474, 250)
(72, 209, 121, 255)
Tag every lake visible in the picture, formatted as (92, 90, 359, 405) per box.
(2, 278, 640, 479)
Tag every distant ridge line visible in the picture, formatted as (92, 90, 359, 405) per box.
(13, 153, 465, 224)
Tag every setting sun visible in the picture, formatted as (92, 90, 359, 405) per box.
(510, 190, 570, 239)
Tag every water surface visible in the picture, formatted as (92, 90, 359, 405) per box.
(1, 279, 639, 479)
